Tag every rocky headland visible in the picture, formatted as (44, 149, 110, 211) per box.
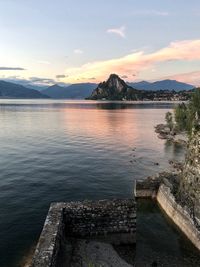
(88, 74, 140, 101)
(87, 74, 191, 101)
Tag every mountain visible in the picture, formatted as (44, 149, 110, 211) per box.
(42, 84, 64, 98)
(0, 79, 48, 92)
(87, 74, 193, 101)
(128, 80, 151, 89)
(25, 84, 48, 92)
(88, 74, 142, 100)
(128, 79, 194, 92)
(42, 83, 97, 99)
(1, 77, 193, 100)
(0, 80, 49, 98)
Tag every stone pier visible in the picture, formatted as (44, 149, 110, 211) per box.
(30, 199, 136, 267)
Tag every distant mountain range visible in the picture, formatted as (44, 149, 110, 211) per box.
(42, 78, 194, 99)
(128, 80, 194, 92)
(0, 80, 48, 99)
(87, 74, 193, 101)
(0, 77, 195, 99)
(42, 83, 96, 99)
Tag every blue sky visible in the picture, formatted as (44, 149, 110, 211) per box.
(1, 0, 200, 86)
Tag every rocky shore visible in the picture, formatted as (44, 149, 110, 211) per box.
(155, 123, 187, 146)
(136, 123, 200, 252)
(155, 119, 200, 227)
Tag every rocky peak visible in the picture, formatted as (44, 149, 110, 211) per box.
(103, 74, 128, 93)
(89, 74, 135, 100)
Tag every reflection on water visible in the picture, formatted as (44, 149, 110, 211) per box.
(164, 140, 185, 156)
(136, 200, 200, 266)
(0, 99, 180, 110)
(0, 100, 197, 267)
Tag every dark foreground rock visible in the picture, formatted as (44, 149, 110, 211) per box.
(57, 238, 135, 267)
(69, 240, 134, 267)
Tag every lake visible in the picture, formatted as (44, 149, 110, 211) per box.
(0, 100, 199, 267)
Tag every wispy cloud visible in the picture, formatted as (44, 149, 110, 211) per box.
(56, 74, 67, 79)
(1, 76, 54, 87)
(63, 39, 200, 84)
(107, 26, 126, 38)
(1, 76, 70, 88)
(73, 49, 83, 54)
(132, 10, 169, 16)
(0, 67, 26, 71)
(29, 77, 56, 84)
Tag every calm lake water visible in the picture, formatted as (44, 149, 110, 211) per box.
(0, 99, 199, 267)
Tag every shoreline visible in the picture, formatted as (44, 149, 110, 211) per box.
(138, 123, 200, 252)
(155, 123, 188, 146)
(135, 170, 200, 252)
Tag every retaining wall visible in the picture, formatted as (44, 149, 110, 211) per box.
(134, 179, 158, 198)
(64, 199, 136, 244)
(30, 203, 64, 267)
(157, 183, 200, 251)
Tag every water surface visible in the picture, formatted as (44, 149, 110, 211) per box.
(0, 100, 199, 267)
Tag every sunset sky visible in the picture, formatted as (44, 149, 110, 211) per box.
(1, 0, 200, 86)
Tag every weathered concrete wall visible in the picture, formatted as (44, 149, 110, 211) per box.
(134, 178, 160, 198)
(30, 199, 136, 267)
(134, 187, 157, 198)
(157, 183, 200, 251)
(30, 203, 64, 267)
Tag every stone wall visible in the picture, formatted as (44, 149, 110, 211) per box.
(64, 199, 136, 244)
(179, 129, 200, 224)
(157, 183, 200, 251)
(134, 176, 161, 198)
(30, 203, 64, 267)
(30, 199, 136, 267)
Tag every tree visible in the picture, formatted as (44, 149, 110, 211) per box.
(174, 103, 188, 132)
(165, 112, 174, 131)
(188, 88, 200, 119)
(173, 88, 200, 135)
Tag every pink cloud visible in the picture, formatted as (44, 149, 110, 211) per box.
(64, 39, 200, 84)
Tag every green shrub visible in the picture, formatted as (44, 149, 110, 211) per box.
(173, 88, 200, 135)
